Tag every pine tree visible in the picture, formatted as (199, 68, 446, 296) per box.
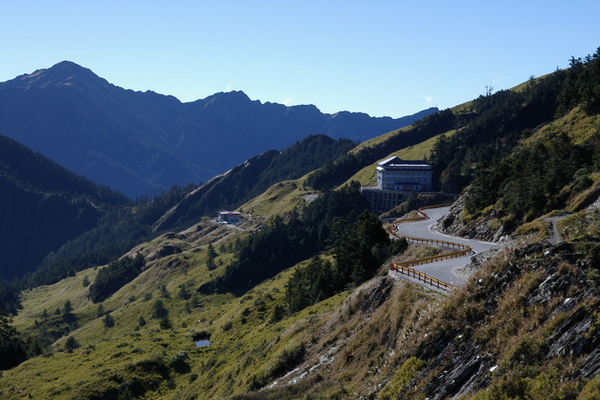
(102, 314, 115, 328)
(206, 243, 217, 271)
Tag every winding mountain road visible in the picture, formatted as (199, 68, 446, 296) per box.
(392, 206, 497, 288)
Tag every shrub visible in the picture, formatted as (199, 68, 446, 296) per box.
(269, 304, 286, 324)
(103, 314, 115, 328)
(152, 300, 168, 319)
(159, 317, 172, 330)
(64, 336, 79, 352)
(89, 255, 145, 303)
(222, 321, 233, 332)
(169, 351, 190, 373)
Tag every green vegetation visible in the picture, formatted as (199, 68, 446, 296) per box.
(285, 213, 407, 313)
(0, 282, 21, 316)
(305, 109, 457, 190)
(29, 185, 190, 288)
(152, 134, 358, 231)
(466, 131, 590, 225)
(1, 48, 600, 400)
(0, 133, 128, 282)
(0, 316, 29, 370)
(199, 182, 372, 294)
(432, 48, 600, 226)
(248, 342, 307, 390)
(89, 255, 146, 303)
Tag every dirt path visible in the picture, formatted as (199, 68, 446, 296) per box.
(544, 215, 570, 245)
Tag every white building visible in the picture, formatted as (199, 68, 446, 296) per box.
(376, 156, 433, 192)
(361, 156, 433, 212)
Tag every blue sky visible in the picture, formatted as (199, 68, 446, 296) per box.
(2, 1, 599, 118)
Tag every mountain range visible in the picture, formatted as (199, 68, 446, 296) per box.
(0, 61, 437, 198)
(0, 132, 356, 282)
(1, 48, 599, 399)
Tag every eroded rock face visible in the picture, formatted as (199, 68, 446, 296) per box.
(359, 277, 394, 313)
(386, 238, 600, 399)
(435, 193, 506, 242)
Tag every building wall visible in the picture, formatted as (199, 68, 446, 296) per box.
(361, 188, 407, 213)
(363, 158, 434, 212)
(377, 165, 432, 191)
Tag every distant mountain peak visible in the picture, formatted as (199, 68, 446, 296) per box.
(0, 61, 440, 198)
(202, 90, 252, 105)
(0, 60, 109, 90)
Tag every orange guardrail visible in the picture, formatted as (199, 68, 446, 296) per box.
(388, 203, 469, 290)
(390, 264, 453, 290)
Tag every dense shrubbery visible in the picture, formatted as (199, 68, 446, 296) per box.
(286, 213, 407, 313)
(429, 48, 600, 227)
(0, 316, 28, 370)
(0, 281, 21, 316)
(558, 49, 600, 114)
(430, 72, 566, 193)
(199, 182, 373, 294)
(466, 132, 591, 224)
(89, 255, 146, 303)
(199, 182, 407, 310)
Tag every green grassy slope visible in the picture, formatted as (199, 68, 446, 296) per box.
(2, 221, 355, 399)
(2, 49, 600, 400)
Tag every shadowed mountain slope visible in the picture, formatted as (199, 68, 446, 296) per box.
(0, 134, 128, 281)
(0, 61, 437, 198)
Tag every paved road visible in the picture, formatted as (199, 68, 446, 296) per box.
(394, 206, 497, 286)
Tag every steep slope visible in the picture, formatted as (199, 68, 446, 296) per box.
(1, 50, 600, 400)
(0, 61, 438, 198)
(0, 134, 128, 281)
(0, 134, 356, 284)
(0, 61, 208, 198)
(432, 52, 600, 239)
(3, 201, 599, 399)
(152, 134, 357, 231)
(304, 109, 457, 190)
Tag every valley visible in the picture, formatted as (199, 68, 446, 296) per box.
(1, 48, 600, 399)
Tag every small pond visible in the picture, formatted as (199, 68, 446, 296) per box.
(192, 331, 211, 347)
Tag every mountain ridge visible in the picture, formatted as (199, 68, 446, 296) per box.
(0, 61, 438, 198)
(0, 133, 128, 281)
(1, 49, 600, 399)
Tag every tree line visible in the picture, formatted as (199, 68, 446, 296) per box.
(89, 254, 146, 303)
(430, 48, 600, 227)
(199, 182, 376, 294)
(285, 212, 408, 314)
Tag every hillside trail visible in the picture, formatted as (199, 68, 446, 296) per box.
(389, 205, 497, 291)
(544, 215, 568, 245)
(543, 190, 600, 244)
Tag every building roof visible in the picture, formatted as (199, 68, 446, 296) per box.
(377, 156, 431, 169)
(218, 210, 241, 216)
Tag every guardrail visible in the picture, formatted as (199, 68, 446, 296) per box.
(388, 203, 469, 290)
(390, 264, 453, 290)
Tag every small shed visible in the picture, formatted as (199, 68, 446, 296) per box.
(218, 210, 241, 224)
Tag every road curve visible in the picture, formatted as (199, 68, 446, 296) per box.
(393, 206, 497, 287)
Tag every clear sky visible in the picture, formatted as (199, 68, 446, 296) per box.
(2, 1, 599, 118)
